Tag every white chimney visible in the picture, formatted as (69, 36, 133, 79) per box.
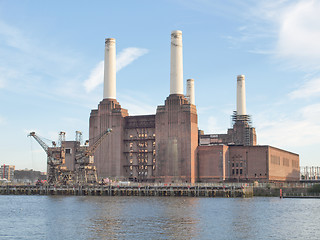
(186, 79, 195, 105)
(103, 38, 116, 99)
(237, 75, 246, 115)
(170, 30, 183, 95)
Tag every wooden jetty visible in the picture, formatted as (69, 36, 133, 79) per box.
(0, 183, 253, 198)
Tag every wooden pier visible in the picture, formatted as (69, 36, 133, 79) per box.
(0, 183, 253, 198)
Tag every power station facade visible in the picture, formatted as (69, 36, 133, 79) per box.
(88, 31, 300, 183)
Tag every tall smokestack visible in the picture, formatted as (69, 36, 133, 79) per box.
(170, 30, 183, 95)
(237, 75, 246, 115)
(186, 79, 195, 105)
(103, 38, 116, 99)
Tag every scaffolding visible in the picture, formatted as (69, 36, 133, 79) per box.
(231, 111, 253, 146)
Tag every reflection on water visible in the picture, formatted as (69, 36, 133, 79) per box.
(87, 197, 199, 239)
(1, 196, 320, 240)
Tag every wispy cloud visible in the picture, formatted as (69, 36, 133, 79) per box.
(83, 47, 149, 92)
(289, 77, 320, 99)
(218, 0, 320, 72)
(118, 90, 156, 115)
(275, 0, 320, 70)
(116, 48, 149, 71)
(204, 115, 229, 134)
(256, 102, 320, 148)
(0, 116, 5, 125)
(0, 20, 29, 52)
(83, 61, 104, 93)
(0, 18, 83, 102)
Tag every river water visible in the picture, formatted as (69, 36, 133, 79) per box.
(0, 195, 319, 240)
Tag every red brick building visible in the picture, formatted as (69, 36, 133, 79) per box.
(88, 31, 300, 183)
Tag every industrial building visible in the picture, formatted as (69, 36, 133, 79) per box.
(86, 31, 300, 183)
(13, 169, 46, 184)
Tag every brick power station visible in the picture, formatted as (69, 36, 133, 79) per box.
(87, 31, 299, 183)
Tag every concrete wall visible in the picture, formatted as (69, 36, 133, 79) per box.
(197, 145, 228, 182)
(63, 141, 78, 171)
(268, 146, 300, 181)
(89, 99, 128, 179)
(155, 94, 198, 183)
(229, 146, 268, 181)
(197, 145, 300, 182)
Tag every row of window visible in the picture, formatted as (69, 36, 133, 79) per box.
(129, 165, 156, 171)
(232, 162, 243, 167)
(232, 169, 243, 175)
(271, 155, 299, 168)
(271, 155, 281, 165)
(129, 133, 156, 138)
(129, 142, 156, 148)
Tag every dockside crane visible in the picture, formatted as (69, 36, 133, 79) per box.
(74, 128, 112, 185)
(28, 132, 67, 185)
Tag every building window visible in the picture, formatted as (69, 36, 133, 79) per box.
(240, 169, 242, 175)
(236, 169, 238, 175)
(65, 148, 72, 154)
(232, 169, 235, 175)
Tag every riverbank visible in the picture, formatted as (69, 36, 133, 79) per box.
(1, 182, 319, 198)
(0, 183, 253, 197)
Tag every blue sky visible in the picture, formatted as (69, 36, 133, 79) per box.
(1, 0, 320, 172)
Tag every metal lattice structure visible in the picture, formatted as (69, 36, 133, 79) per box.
(300, 166, 320, 181)
(74, 128, 112, 185)
(28, 132, 68, 185)
(231, 111, 253, 146)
